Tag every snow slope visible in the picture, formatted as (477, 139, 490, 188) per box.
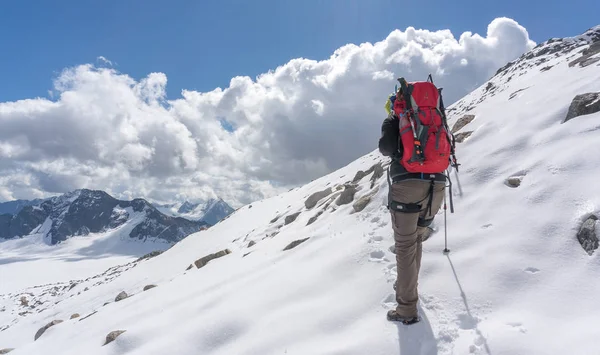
(1, 27, 600, 354)
(0, 207, 172, 294)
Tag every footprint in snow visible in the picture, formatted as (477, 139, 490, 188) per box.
(457, 313, 479, 330)
(369, 235, 384, 242)
(369, 250, 387, 262)
(382, 293, 396, 308)
(524, 267, 540, 274)
(507, 321, 527, 334)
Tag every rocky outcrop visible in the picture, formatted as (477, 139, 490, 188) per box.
(577, 215, 599, 255)
(451, 114, 475, 134)
(352, 186, 380, 213)
(115, 291, 128, 302)
(336, 185, 357, 206)
(284, 212, 301, 225)
(194, 249, 232, 269)
(248, 240, 256, 247)
(0, 348, 14, 354)
(307, 209, 325, 226)
(70, 313, 80, 319)
(569, 41, 600, 68)
(143, 285, 157, 291)
(455, 131, 473, 143)
(506, 176, 523, 188)
(104, 330, 126, 346)
(283, 238, 310, 251)
(136, 250, 164, 262)
(305, 188, 333, 209)
(564, 92, 600, 123)
(34, 320, 63, 341)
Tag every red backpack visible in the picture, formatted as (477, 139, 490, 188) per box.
(393, 76, 456, 174)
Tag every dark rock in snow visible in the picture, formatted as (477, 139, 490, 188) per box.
(307, 209, 325, 226)
(336, 185, 357, 206)
(455, 131, 473, 143)
(143, 285, 157, 291)
(451, 115, 475, 134)
(506, 176, 523, 188)
(34, 319, 63, 340)
(103, 330, 126, 346)
(136, 250, 164, 262)
(564, 92, 600, 123)
(569, 42, 600, 68)
(577, 215, 599, 255)
(70, 313, 80, 319)
(284, 212, 301, 225)
(0, 348, 15, 354)
(283, 238, 310, 251)
(115, 291, 128, 302)
(248, 240, 256, 247)
(353, 192, 376, 213)
(79, 311, 98, 321)
(305, 188, 333, 209)
(194, 249, 232, 269)
(370, 163, 384, 186)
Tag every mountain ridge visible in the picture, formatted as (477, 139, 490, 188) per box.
(0, 188, 208, 245)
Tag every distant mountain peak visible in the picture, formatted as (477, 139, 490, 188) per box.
(0, 189, 207, 245)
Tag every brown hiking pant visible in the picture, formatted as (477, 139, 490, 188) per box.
(390, 179, 445, 318)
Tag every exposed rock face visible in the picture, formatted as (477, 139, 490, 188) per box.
(455, 131, 473, 143)
(284, 212, 301, 225)
(305, 188, 333, 209)
(564, 92, 600, 123)
(577, 215, 599, 255)
(34, 320, 63, 341)
(569, 41, 600, 68)
(0, 189, 208, 244)
(283, 238, 310, 251)
(353, 195, 372, 213)
(506, 176, 523, 188)
(136, 250, 164, 262)
(0, 348, 15, 354)
(104, 330, 126, 346)
(115, 291, 128, 302)
(307, 210, 325, 226)
(336, 185, 357, 206)
(248, 240, 256, 247)
(194, 249, 232, 269)
(451, 115, 475, 134)
(70, 313, 80, 319)
(143, 285, 157, 291)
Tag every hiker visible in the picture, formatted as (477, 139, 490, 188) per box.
(378, 77, 456, 325)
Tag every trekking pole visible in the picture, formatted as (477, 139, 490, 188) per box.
(443, 186, 450, 254)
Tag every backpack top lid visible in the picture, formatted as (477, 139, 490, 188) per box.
(397, 77, 440, 111)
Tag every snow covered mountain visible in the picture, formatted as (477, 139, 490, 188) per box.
(1, 25, 600, 355)
(153, 198, 235, 226)
(0, 189, 208, 245)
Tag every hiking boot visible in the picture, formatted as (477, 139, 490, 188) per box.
(387, 310, 420, 325)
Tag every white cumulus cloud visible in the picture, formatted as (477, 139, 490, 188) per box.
(0, 18, 535, 207)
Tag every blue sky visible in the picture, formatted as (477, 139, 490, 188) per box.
(1, 0, 599, 102)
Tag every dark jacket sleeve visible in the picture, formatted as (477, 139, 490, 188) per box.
(378, 115, 400, 157)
